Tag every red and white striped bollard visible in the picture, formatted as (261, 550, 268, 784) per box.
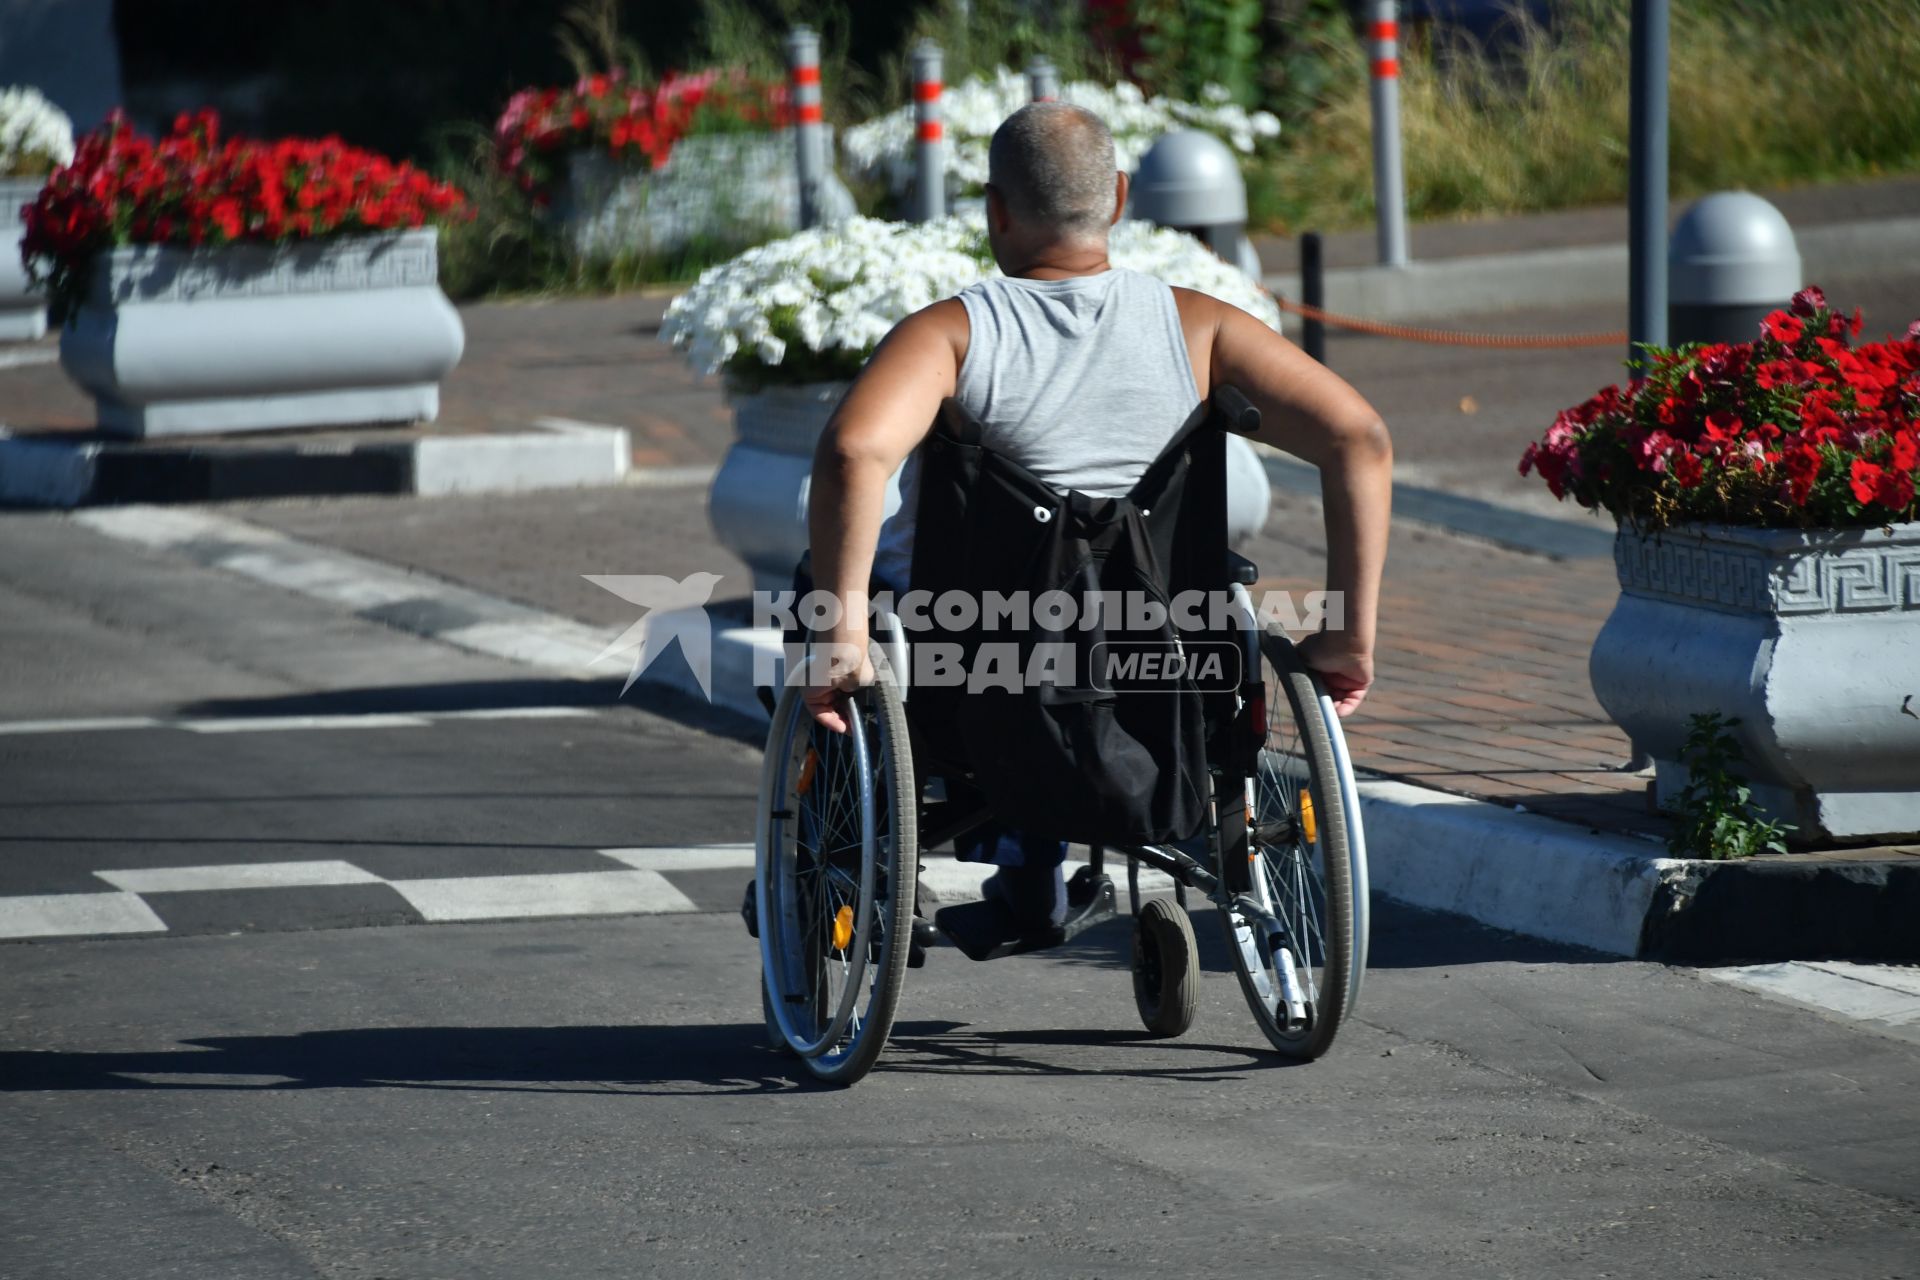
(910, 41, 945, 223)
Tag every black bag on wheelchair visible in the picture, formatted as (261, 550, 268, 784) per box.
(907, 398, 1229, 847)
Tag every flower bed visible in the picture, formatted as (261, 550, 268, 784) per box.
(22, 111, 467, 322)
(494, 68, 791, 205)
(841, 67, 1278, 197)
(661, 213, 1281, 389)
(0, 85, 74, 178)
(1519, 288, 1920, 530)
(1, 85, 74, 340)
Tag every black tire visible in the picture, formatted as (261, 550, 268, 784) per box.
(756, 642, 918, 1085)
(1220, 630, 1357, 1061)
(1132, 896, 1199, 1038)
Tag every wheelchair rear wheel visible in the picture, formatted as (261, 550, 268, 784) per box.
(1220, 631, 1364, 1060)
(756, 643, 918, 1084)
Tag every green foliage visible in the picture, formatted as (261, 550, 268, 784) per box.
(1250, 0, 1920, 233)
(904, 0, 1117, 99)
(1662, 713, 1793, 861)
(1128, 0, 1265, 106)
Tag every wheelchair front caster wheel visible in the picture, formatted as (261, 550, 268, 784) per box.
(1132, 897, 1198, 1038)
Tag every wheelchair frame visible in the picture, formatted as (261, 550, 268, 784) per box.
(755, 577, 1371, 1085)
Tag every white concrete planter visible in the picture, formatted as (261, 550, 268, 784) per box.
(1591, 521, 1920, 843)
(60, 228, 464, 438)
(711, 381, 873, 595)
(0, 177, 49, 341)
(557, 131, 855, 260)
(711, 380, 1272, 596)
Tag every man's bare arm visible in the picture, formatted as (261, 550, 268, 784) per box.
(1206, 296, 1393, 714)
(803, 299, 965, 730)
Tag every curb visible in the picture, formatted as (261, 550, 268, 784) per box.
(0, 417, 631, 508)
(70, 506, 1917, 964)
(1260, 215, 1920, 322)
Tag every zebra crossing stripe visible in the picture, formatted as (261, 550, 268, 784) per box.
(389, 870, 699, 922)
(601, 845, 755, 873)
(95, 861, 385, 894)
(0, 892, 167, 940)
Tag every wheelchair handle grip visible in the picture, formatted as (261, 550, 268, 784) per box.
(1212, 384, 1261, 435)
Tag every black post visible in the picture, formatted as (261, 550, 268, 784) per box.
(1628, 0, 1669, 365)
(1301, 231, 1327, 365)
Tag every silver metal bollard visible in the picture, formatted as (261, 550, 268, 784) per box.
(910, 41, 945, 223)
(1130, 130, 1262, 280)
(1027, 55, 1060, 102)
(787, 25, 826, 230)
(1365, 0, 1409, 267)
(1668, 192, 1803, 346)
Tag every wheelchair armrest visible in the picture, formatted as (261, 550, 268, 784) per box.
(1225, 550, 1259, 586)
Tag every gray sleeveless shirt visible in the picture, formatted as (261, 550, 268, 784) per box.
(873, 267, 1199, 589)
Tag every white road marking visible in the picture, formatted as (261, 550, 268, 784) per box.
(430, 706, 599, 722)
(0, 707, 602, 737)
(0, 347, 59, 371)
(623, 465, 719, 490)
(75, 505, 280, 550)
(916, 856, 1178, 906)
(0, 892, 168, 940)
(178, 713, 432, 734)
(0, 716, 162, 736)
(391, 870, 699, 922)
(75, 505, 633, 683)
(602, 844, 756, 873)
(1706, 961, 1920, 1040)
(94, 861, 384, 894)
(439, 620, 610, 673)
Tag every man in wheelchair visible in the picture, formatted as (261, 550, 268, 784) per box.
(794, 102, 1391, 947)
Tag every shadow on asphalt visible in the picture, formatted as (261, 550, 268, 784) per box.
(0, 1018, 1302, 1094)
(0, 1024, 830, 1097)
(879, 1021, 1293, 1083)
(1021, 897, 1609, 978)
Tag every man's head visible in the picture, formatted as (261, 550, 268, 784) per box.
(984, 103, 1125, 271)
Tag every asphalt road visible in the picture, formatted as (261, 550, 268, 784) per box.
(3, 513, 1919, 1278)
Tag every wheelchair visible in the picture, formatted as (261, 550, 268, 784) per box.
(753, 389, 1371, 1085)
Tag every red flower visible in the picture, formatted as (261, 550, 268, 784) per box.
(1893, 430, 1920, 473)
(1850, 458, 1887, 504)
(1790, 285, 1828, 317)
(1763, 311, 1805, 345)
(1878, 468, 1917, 510)
(1702, 410, 1743, 443)
(1671, 451, 1706, 488)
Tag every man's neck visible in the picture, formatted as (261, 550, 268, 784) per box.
(1005, 240, 1112, 280)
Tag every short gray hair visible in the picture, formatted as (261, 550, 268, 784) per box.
(987, 103, 1118, 238)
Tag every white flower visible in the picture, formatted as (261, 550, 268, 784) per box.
(662, 212, 1279, 387)
(0, 85, 74, 178)
(841, 67, 1280, 198)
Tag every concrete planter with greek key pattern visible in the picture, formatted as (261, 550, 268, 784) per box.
(60, 228, 464, 438)
(1590, 521, 1920, 842)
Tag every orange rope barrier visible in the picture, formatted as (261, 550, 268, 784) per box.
(1275, 296, 1627, 349)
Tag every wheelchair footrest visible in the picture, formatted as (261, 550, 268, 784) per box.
(934, 870, 1118, 962)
